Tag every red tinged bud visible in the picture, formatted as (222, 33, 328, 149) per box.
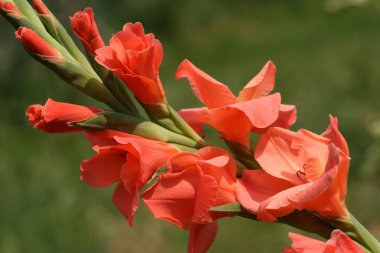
(26, 99, 101, 133)
(15, 27, 63, 63)
(70, 8, 105, 55)
(32, 0, 49, 15)
(0, 1, 23, 18)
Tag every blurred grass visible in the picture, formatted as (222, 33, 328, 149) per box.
(1, 0, 380, 252)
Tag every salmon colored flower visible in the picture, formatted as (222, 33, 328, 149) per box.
(283, 230, 364, 253)
(81, 130, 179, 225)
(142, 147, 237, 253)
(0, 1, 23, 18)
(95, 22, 165, 104)
(15, 27, 63, 63)
(70, 8, 105, 55)
(237, 116, 350, 221)
(177, 60, 296, 147)
(26, 99, 101, 133)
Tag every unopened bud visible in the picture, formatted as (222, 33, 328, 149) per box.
(15, 26, 63, 64)
(32, 0, 49, 15)
(70, 8, 105, 55)
(0, 1, 23, 19)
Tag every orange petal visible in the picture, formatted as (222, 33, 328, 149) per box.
(142, 167, 218, 230)
(237, 169, 294, 215)
(112, 182, 139, 226)
(84, 129, 131, 148)
(192, 174, 219, 224)
(208, 106, 253, 145)
(287, 232, 334, 253)
(258, 167, 337, 221)
(255, 127, 305, 185)
(178, 108, 211, 137)
(229, 93, 281, 128)
(188, 222, 218, 253)
(322, 115, 350, 156)
(115, 136, 179, 184)
(80, 148, 125, 187)
(196, 147, 237, 206)
(176, 59, 237, 109)
(167, 152, 200, 173)
(238, 61, 276, 101)
(292, 130, 330, 182)
(329, 230, 365, 253)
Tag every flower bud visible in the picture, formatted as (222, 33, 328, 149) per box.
(26, 99, 101, 133)
(0, 1, 23, 19)
(70, 8, 105, 55)
(15, 26, 63, 63)
(32, 0, 49, 15)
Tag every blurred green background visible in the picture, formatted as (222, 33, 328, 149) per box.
(1, 0, 380, 252)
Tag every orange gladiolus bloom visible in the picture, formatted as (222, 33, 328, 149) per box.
(81, 130, 179, 225)
(283, 230, 364, 253)
(95, 22, 165, 104)
(26, 99, 100, 133)
(70, 8, 105, 55)
(237, 116, 350, 221)
(142, 147, 237, 253)
(176, 60, 296, 147)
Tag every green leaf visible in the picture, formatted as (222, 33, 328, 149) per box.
(210, 202, 243, 213)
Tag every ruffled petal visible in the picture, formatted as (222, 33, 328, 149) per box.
(238, 60, 276, 101)
(188, 222, 218, 253)
(142, 167, 203, 229)
(176, 59, 237, 109)
(292, 130, 330, 182)
(208, 107, 253, 146)
(287, 232, 333, 253)
(255, 127, 306, 185)
(112, 182, 139, 226)
(115, 136, 179, 184)
(230, 93, 281, 129)
(80, 148, 125, 187)
(142, 167, 219, 230)
(251, 104, 297, 134)
(322, 115, 350, 156)
(237, 169, 294, 215)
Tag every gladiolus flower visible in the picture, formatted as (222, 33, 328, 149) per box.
(26, 99, 101, 133)
(81, 130, 179, 225)
(142, 147, 237, 253)
(237, 116, 350, 221)
(70, 8, 105, 55)
(95, 22, 165, 104)
(177, 60, 296, 147)
(15, 27, 63, 63)
(0, 1, 23, 18)
(283, 230, 364, 253)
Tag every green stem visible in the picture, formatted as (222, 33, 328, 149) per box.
(349, 214, 380, 252)
(141, 102, 207, 148)
(211, 203, 334, 239)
